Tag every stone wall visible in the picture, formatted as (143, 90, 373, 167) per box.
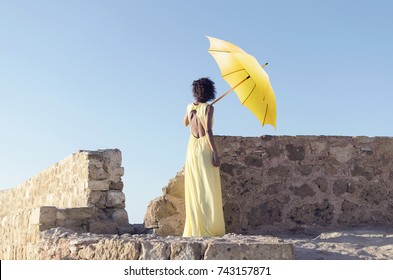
(0, 149, 131, 259)
(145, 135, 393, 235)
(3, 136, 393, 260)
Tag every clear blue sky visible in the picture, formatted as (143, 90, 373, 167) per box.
(1, 0, 392, 223)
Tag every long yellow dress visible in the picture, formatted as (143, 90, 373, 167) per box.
(183, 102, 225, 237)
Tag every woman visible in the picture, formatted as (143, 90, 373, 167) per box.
(182, 77, 225, 237)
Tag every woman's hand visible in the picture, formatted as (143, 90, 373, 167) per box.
(212, 151, 221, 167)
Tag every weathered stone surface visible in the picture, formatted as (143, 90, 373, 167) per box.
(338, 200, 367, 225)
(89, 220, 118, 234)
(286, 144, 305, 161)
(314, 177, 328, 193)
(145, 136, 393, 235)
(330, 145, 354, 163)
(289, 200, 334, 226)
(88, 180, 110, 191)
(63, 207, 95, 220)
(0, 149, 129, 259)
(34, 229, 294, 260)
(290, 184, 315, 198)
(351, 163, 373, 180)
(81, 239, 140, 260)
(333, 179, 352, 196)
(112, 209, 129, 225)
(267, 165, 290, 177)
(204, 243, 293, 260)
(139, 241, 170, 260)
(223, 202, 241, 232)
(170, 242, 202, 260)
(109, 180, 124, 191)
(144, 197, 183, 234)
(3, 137, 393, 260)
(106, 190, 125, 208)
(31, 207, 57, 225)
(247, 199, 283, 226)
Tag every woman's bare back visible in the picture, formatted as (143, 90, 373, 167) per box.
(189, 109, 206, 138)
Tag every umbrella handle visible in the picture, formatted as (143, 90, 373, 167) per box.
(211, 75, 250, 105)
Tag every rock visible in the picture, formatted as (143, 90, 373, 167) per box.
(139, 241, 170, 260)
(111, 209, 129, 225)
(329, 145, 354, 163)
(170, 242, 202, 260)
(286, 144, 305, 161)
(106, 190, 125, 208)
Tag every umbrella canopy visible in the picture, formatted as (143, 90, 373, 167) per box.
(207, 36, 277, 128)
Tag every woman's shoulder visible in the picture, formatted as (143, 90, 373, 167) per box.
(186, 102, 212, 112)
(186, 103, 194, 111)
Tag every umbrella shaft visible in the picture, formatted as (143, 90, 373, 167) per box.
(211, 75, 250, 105)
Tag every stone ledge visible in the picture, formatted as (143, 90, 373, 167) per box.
(36, 228, 294, 260)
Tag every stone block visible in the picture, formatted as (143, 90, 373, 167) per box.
(247, 199, 284, 227)
(88, 191, 106, 208)
(112, 209, 129, 225)
(156, 214, 184, 236)
(117, 224, 134, 235)
(286, 144, 305, 161)
(88, 180, 110, 191)
(88, 163, 107, 180)
(245, 155, 263, 167)
(266, 146, 283, 158)
(139, 241, 170, 260)
(204, 242, 294, 260)
(314, 177, 328, 193)
(309, 141, 327, 154)
(290, 184, 315, 198)
(64, 207, 95, 219)
(62, 219, 89, 233)
(223, 202, 241, 232)
(289, 200, 334, 226)
(338, 200, 368, 225)
(330, 145, 354, 163)
(113, 167, 124, 177)
(116, 240, 140, 260)
(89, 221, 118, 234)
(333, 179, 352, 196)
(170, 242, 202, 260)
(351, 163, 373, 180)
(30, 207, 57, 226)
(109, 180, 124, 191)
(296, 165, 313, 176)
(106, 190, 125, 208)
(78, 239, 140, 260)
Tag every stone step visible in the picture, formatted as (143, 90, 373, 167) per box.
(37, 228, 294, 260)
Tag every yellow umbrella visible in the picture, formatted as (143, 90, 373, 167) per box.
(207, 36, 277, 128)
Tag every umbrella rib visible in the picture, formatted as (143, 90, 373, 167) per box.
(262, 104, 268, 126)
(208, 49, 231, 53)
(241, 83, 256, 105)
(222, 68, 246, 78)
(262, 83, 269, 101)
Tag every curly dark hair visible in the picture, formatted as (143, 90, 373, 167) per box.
(192, 77, 216, 103)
